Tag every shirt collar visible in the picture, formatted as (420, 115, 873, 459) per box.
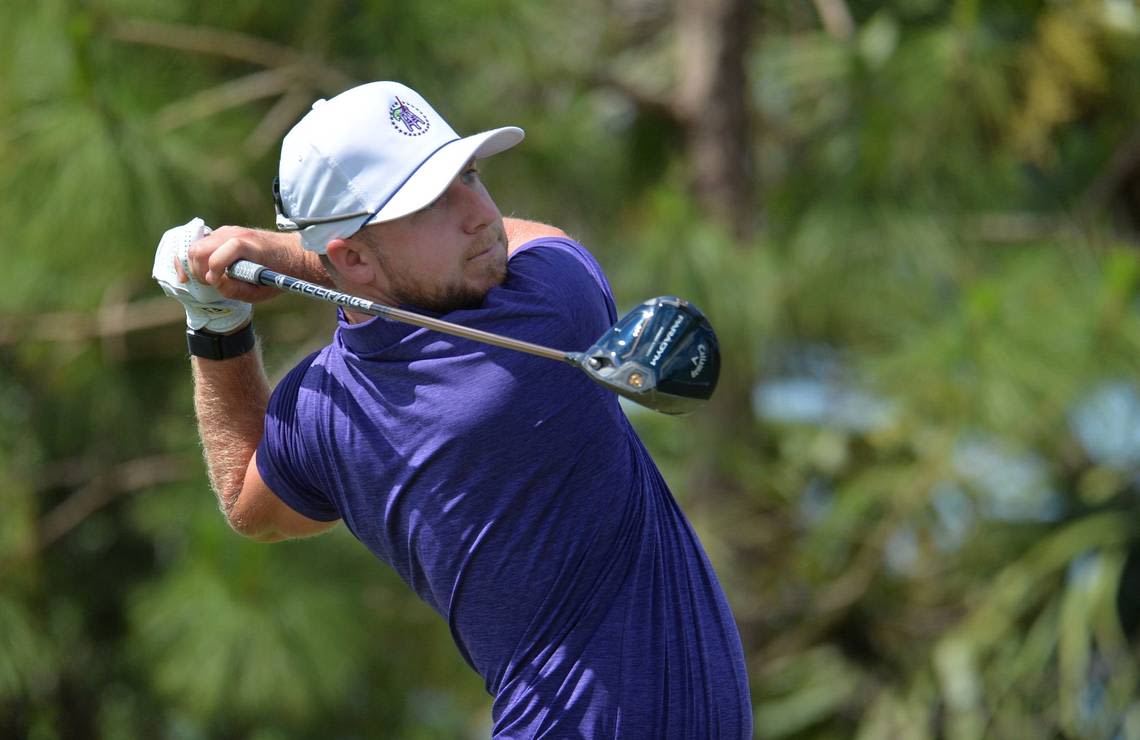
(334, 306, 423, 357)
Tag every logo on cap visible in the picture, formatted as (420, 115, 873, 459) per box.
(389, 97, 430, 136)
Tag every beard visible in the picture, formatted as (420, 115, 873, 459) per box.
(377, 224, 508, 314)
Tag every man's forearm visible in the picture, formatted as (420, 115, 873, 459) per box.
(269, 233, 332, 286)
(191, 344, 270, 518)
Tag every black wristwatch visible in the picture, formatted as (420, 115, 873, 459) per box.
(186, 322, 256, 360)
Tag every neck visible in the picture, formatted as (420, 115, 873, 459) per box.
(343, 308, 373, 324)
(331, 277, 399, 324)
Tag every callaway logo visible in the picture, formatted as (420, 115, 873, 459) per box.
(389, 97, 430, 136)
(649, 315, 686, 367)
(690, 343, 708, 378)
(199, 306, 231, 316)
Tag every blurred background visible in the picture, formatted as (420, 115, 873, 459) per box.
(2, 0, 1140, 737)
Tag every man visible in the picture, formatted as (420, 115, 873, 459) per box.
(154, 81, 751, 738)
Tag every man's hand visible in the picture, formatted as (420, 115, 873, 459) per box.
(152, 218, 252, 333)
(184, 224, 333, 301)
(183, 225, 312, 303)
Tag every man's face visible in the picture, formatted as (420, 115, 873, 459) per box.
(357, 160, 507, 313)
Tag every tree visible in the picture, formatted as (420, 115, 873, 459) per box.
(3, 0, 1140, 737)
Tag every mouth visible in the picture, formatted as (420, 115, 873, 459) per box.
(467, 233, 505, 262)
(468, 244, 494, 261)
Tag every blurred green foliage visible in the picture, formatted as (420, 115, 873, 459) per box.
(2, 0, 1140, 737)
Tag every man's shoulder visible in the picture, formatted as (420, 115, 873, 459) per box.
(507, 236, 609, 295)
(488, 237, 617, 352)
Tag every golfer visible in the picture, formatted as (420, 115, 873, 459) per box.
(154, 81, 751, 738)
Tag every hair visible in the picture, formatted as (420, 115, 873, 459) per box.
(352, 227, 393, 273)
(354, 226, 384, 253)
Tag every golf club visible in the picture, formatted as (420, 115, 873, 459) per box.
(226, 259, 719, 415)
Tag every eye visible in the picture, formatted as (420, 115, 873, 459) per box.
(422, 164, 479, 213)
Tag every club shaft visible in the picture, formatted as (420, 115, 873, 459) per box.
(227, 260, 576, 364)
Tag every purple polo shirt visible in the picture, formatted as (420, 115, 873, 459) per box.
(257, 238, 751, 738)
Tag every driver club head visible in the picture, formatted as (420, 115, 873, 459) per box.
(575, 296, 720, 415)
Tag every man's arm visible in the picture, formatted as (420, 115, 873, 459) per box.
(185, 227, 332, 302)
(504, 217, 568, 255)
(192, 345, 337, 542)
(178, 219, 554, 539)
(201, 221, 560, 276)
(163, 223, 338, 542)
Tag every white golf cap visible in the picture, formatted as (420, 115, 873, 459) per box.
(275, 81, 524, 253)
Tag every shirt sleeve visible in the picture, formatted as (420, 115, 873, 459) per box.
(255, 352, 341, 522)
(504, 237, 619, 350)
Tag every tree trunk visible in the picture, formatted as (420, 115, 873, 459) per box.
(675, 0, 755, 239)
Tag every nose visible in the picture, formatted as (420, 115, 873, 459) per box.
(457, 180, 501, 235)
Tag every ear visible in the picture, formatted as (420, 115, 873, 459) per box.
(325, 237, 377, 287)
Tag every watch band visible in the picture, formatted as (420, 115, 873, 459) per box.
(186, 323, 256, 360)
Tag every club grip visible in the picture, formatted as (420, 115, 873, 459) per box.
(226, 259, 266, 285)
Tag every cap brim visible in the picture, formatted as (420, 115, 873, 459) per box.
(366, 126, 524, 225)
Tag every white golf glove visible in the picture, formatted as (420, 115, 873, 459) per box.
(152, 217, 252, 334)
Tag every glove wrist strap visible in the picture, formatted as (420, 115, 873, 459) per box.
(186, 322, 255, 360)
